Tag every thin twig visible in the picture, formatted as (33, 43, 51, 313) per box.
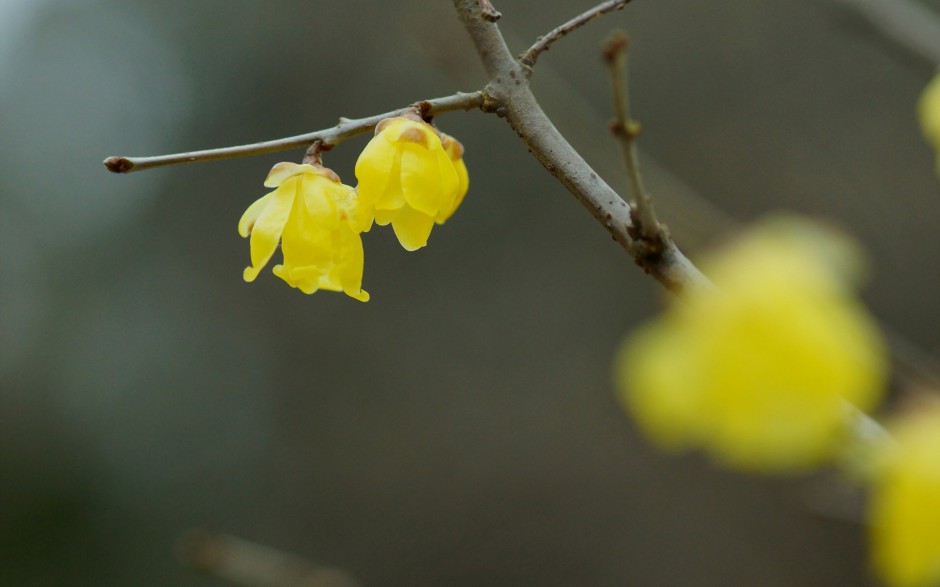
(519, 0, 631, 69)
(603, 31, 664, 244)
(103, 91, 485, 174)
(453, 0, 711, 295)
(177, 529, 359, 587)
(832, 0, 940, 65)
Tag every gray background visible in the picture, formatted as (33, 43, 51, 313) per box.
(1, 0, 938, 585)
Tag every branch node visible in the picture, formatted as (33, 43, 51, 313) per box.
(479, 0, 501, 22)
(302, 140, 332, 166)
(412, 100, 434, 121)
(480, 89, 501, 114)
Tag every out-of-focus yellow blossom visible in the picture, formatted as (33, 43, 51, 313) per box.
(238, 162, 370, 301)
(919, 73, 940, 174)
(355, 115, 462, 251)
(615, 217, 887, 473)
(869, 400, 940, 587)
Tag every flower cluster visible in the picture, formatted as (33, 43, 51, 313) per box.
(614, 216, 888, 473)
(919, 72, 940, 175)
(869, 400, 940, 587)
(239, 114, 468, 300)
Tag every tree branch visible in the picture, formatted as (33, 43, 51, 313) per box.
(519, 0, 631, 69)
(103, 91, 486, 174)
(453, 0, 712, 295)
(603, 31, 665, 244)
(478, 0, 501, 22)
(177, 529, 359, 587)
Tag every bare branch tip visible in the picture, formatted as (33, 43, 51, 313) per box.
(602, 30, 630, 63)
(103, 156, 133, 174)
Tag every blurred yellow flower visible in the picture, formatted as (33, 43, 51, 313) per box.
(869, 400, 940, 587)
(238, 162, 370, 302)
(615, 217, 887, 473)
(919, 72, 940, 174)
(355, 116, 461, 251)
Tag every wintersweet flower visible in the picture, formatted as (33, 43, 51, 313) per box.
(439, 132, 469, 222)
(355, 115, 461, 251)
(238, 162, 370, 301)
(615, 217, 887, 473)
(919, 72, 940, 174)
(869, 400, 940, 587)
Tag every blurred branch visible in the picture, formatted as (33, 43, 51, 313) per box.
(520, 0, 631, 69)
(453, 0, 712, 295)
(603, 31, 667, 245)
(833, 0, 940, 65)
(177, 529, 359, 587)
(103, 91, 485, 174)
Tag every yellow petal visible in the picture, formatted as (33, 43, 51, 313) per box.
(355, 134, 397, 209)
(264, 162, 314, 188)
(243, 181, 295, 282)
(238, 193, 272, 237)
(432, 149, 460, 223)
(399, 144, 443, 216)
(373, 150, 405, 212)
(379, 117, 421, 143)
(451, 158, 469, 215)
(390, 205, 435, 251)
(336, 227, 369, 302)
(374, 207, 394, 226)
(302, 175, 339, 230)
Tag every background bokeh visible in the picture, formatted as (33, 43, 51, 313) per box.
(1, 1, 938, 585)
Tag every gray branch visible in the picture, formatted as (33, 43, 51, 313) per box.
(453, 0, 712, 295)
(103, 91, 485, 174)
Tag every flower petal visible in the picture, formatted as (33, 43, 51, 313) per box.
(390, 205, 435, 251)
(336, 227, 369, 302)
(302, 175, 339, 230)
(355, 134, 397, 209)
(433, 149, 461, 223)
(399, 144, 443, 216)
(243, 181, 295, 282)
(238, 193, 272, 237)
(264, 162, 315, 188)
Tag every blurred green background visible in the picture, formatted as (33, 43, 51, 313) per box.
(1, 1, 938, 585)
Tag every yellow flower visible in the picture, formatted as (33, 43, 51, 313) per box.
(869, 400, 940, 587)
(238, 162, 370, 301)
(615, 216, 887, 473)
(355, 116, 461, 251)
(919, 72, 940, 175)
(439, 132, 469, 222)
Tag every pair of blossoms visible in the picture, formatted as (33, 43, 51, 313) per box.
(238, 113, 468, 302)
(614, 216, 939, 587)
